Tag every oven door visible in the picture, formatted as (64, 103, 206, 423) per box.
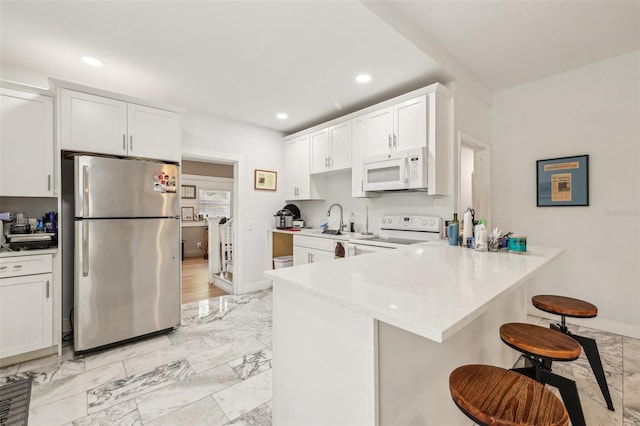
(349, 242, 396, 256)
(362, 156, 408, 191)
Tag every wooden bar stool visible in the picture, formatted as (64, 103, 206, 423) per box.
(500, 322, 586, 426)
(532, 294, 614, 411)
(449, 364, 569, 426)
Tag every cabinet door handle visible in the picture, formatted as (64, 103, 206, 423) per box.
(388, 134, 392, 150)
(393, 133, 397, 150)
(46, 280, 50, 298)
(48, 175, 51, 191)
(0, 266, 7, 271)
(130, 135, 133, 151)
(122, 134, 126, 151)
(13, 265, 22, 269)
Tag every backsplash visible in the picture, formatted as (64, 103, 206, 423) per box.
(293, 173, 452, 234)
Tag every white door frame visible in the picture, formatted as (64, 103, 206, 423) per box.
(181, 147, 244, 293)
(456, 131, 491, 226)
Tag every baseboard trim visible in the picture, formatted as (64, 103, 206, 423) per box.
(0, 346, 58, 367)
(237, 279, 272, 295)
(527, 307, 640, 338)
(212, 276, 233, 293)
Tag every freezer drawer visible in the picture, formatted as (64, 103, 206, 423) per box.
(75, 155, 179, 218)
(74, 218, 180, 351)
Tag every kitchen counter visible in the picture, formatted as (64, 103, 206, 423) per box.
(266, 241, 562, 342)
(264, 241, 563, 424)
(0, 247, 58, 258)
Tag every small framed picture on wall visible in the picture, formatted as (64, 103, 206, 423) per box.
(181, 185, 196, 199)
(181, 207, 195, 221)
(254, 169, 277, 191)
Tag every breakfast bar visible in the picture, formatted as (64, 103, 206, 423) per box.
(264, 242, 563, 425)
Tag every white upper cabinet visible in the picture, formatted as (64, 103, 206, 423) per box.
(351, 115, 381, 198)
(309, 128, 330, 174)
(127, 103, 181, 162)
(60, 89, 127, 156)
(365, 107, 393, 156)
(310, 120, 351, 174)
(60, 89, 180, 162)
(365, 95, 426, 156)
(328, 121, 351, 171)
(285, 135, 325, 200)
(0, 88, 55, 197)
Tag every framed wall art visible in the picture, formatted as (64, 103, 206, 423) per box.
(536, 155, 589, 207)
(181, 185, 196, 199)
(254, 169, 277, 191)
(181, 207, 195, 221)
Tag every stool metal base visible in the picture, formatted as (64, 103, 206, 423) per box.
(514, 354, 586, 426)
(551, 318, 615, 411)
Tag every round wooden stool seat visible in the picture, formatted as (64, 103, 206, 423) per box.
(500, 323, 581, 360)
(532, 295, 597, 318)
(450, 364, 569, 426)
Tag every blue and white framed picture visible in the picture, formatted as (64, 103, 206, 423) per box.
(536, 155, 589, 207)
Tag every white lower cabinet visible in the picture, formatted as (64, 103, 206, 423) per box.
(293, 235, 342, 266)
(0, 254, 53, 359)
(293, 246, 336, 266)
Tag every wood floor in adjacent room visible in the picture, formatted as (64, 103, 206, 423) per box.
(182, 256, 228, 304)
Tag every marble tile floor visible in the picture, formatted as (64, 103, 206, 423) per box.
(0, 290, 638, 425)
(0, 290, 273, 426)
(520, 315, 640, 426)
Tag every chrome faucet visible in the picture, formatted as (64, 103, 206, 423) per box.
(326, 203, 345, 232)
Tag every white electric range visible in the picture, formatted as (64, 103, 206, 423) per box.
(349, 215, 442, 255)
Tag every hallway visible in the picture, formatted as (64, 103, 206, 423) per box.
(182, 257, 228, 304)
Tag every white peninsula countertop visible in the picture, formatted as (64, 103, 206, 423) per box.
(265, 241, 563, 343)
(265, 241, 564, 425)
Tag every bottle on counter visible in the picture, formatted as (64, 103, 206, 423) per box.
(462, 208, 474, 247)
(447, 213, 459, 246)
(349, 212, 355, 233)
(475, 220, 488, 251)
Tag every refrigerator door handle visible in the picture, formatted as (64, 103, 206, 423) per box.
(83, 165, 89, 217)
(82, 221, 89, 277)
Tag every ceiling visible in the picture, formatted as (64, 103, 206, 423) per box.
(1, 1, 638, 134)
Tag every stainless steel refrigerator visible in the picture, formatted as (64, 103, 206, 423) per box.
(74, 155, 181, 352)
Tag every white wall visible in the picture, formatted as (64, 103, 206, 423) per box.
(491, 50, 640, 337)
(450, 82, 492, 220)
(180, 111, 285, 292)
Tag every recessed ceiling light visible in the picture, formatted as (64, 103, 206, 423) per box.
(81, 56, 104, 67)
(276, 112, 288, 120)
(356, 74, 372, 83)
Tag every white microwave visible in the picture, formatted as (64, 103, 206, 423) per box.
(362, 148, 428, 191)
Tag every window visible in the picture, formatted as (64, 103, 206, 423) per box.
(198, 189, 231, 218)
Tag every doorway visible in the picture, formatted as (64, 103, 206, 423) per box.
(180, 158, 236, 302)
(457, 132, 491, 225)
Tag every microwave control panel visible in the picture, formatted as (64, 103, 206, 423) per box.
(408, 156, 421, 182)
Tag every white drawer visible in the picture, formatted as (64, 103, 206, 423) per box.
(293, 235, 335, 252)
(0, 254, 53, 278)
